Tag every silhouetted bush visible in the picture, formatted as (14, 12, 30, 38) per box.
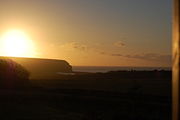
(0, 57, 30, 88)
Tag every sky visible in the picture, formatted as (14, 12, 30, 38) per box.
(0, 0, 172, 67)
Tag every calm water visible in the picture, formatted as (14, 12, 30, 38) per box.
(72, 66, 171, 73)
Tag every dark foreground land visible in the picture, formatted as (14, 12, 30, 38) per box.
(0, 71, 171, 120)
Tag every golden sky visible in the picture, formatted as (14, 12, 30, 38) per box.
(0, 0, 172, 67)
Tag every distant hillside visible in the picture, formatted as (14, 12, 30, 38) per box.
(0, 56, 72, 79)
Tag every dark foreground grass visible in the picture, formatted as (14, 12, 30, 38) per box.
(0, 71, 171, 120)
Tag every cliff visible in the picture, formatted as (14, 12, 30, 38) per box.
(0, 56, 72, 79)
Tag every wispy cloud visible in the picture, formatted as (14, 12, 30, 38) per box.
(59, 42, 88, 51)
(56, 42, 171, 64)
(110, 53, 171, 62)
(70, 42, 87, 51)
(113, 41, 125, 47)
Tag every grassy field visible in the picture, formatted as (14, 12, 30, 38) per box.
(0, 71, 171, 120)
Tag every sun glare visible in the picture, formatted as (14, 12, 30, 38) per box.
(0, 30, 35, 57)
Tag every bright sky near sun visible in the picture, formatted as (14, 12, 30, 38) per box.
(0, 0, 172, 67)
(0, 29, 36, 57)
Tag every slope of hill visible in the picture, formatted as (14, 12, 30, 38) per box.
(0, 56, 72, 79)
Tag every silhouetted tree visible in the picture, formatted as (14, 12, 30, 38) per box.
(0, 58, 30, 88)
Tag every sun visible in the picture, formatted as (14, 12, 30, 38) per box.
(0, 30, 36, 57)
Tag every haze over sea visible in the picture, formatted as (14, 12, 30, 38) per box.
(72, 66, 171, 73)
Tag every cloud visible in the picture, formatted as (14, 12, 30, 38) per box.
(57, 42, 171, 65)
(125, 53, 171, 61)
(114, 41, 125, 47)
(70, 42, 87, 51)
(60, 42, 88, 51)
(110, 52, 171, 63)
(98, 51, 106, 55)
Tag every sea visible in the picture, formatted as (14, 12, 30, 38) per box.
(72, 66, 171, 73)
